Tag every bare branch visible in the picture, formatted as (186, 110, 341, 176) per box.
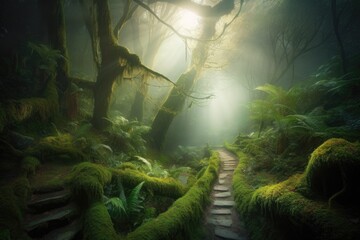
(133, 0, 244, 42)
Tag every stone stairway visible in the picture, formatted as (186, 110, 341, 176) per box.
(24, 187, 82, 240)
(203, 149, 248, 240)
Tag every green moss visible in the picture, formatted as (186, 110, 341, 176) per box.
(125, 152, 220, 240)
(26, 134, 87, 162)
(11, 177, 31, 210)
(83, 202, 117, 240)
(69, 162, 112, 205)
(232, 149, 360, 240)
(305, 138, 360, 204)
(0, 187, 22, 239)
(0, 76, 58, 132)
(21, 156, 40, 176)
(111, 169, 186, 199)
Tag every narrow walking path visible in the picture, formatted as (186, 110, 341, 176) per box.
(202, 149, 248, 240)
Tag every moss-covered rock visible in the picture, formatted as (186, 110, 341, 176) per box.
(69, 162, 112, 206)
(83, 202, 117, 240)
(305, 138, 360, 204)
(0, 76, 58, 132)
(232, 149, 360, 240)
(26, 134, 87, 162)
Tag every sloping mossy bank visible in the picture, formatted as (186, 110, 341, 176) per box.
(69, 152, 219, 240)
(125, 151, 220, 240)
(229, 139, 360, 240)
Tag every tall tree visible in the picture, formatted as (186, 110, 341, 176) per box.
(149, 0, 238, 150)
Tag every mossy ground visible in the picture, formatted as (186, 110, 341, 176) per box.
(228, 138, 360, 240)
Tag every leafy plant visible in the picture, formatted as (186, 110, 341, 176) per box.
(104, 181, 145, 231)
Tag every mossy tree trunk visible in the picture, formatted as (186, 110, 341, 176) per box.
(149, 18, 218, 150)
(91, 0, 126, 129)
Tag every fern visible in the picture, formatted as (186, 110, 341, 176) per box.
(104, 181, 145, 230)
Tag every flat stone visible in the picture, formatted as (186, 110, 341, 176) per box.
(208, 217, 232, 227)
(219, 173, 228, 179)
(211, 209, 232, 215)
(25, 203, 78, 232)
(214, 200, 235, 207)
(215, 227, 243, 240)
(219, 179, 225, 184)
(214, 192, 231, 198)
(224, 163, 236, 166)
(223, 167, 235, 171)
(28, 189, 71, 212)
(214, 185, 229, 191)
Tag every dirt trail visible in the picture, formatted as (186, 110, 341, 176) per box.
(202, 149, 248, 240)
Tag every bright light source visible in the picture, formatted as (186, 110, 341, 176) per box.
(178, 10, 200, 30)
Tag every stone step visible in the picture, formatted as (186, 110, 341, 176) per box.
(224, 163, 236, 166)
(219, 179, 225, 184)
(25, 203, 78, 238)
(208, 217, 232, 227)
(42, 218, 82, 240)
(211, 209, 232, 215)
(223, 167, 235, 171)
(214, 200, 235, 207)
(214, 185, 229, 191)
(219, 173, 228, 179)
(214, 192, 231, 198)
(215, 227, 244, 240)
(28, 189, 71, 213)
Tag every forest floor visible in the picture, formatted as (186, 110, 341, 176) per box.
(202, 149, 248, 240)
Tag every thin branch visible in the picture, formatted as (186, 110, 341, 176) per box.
(140, 64, 213, 100)
(133, 0, 244, 42)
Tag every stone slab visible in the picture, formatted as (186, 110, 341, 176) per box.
(214, 185, 229, 191)
(219, 173, 228, 179)
(215, 227, 243, 240)
(214, 200, 235, 207)
(223, 167, 235, 171)
(214, 192, 231, 198)
(219, 179, 225, 184)
(211, 209, 232, 215)
(208, 218, 232, 227)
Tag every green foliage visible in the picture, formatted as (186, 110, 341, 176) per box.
(0, 178, 30, 240)
(69, 162, 112, 206)
(26, 133, 87, 162)
(305, 138, 360, 205)
(0, 187, 22, 240)
(231, 148, 360, 240)
(125, 152, 220, 240)
(83, 202, 117, 240)
(27, 42, 64, 78)
(111, 168, 186, 199)
(105, 181, 145, 231)
(21, 156, 40, 176)
(105, 116, 150, 156)
(0, 76, 58, 132)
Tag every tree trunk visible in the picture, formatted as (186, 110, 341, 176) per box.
(39, 0, 69, 93)
(91, 0, 124, 129)
(150, 69, 197, 150)
(129, 79, 147, 121)
(331, 0, 347, 74)
(149, 18, 218, 150)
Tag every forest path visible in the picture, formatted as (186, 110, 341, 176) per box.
(202, 149, 248, 240)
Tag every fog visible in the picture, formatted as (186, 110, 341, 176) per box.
(62, 0, 358, 150)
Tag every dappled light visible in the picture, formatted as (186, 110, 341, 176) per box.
(1, 0, 360, 240)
